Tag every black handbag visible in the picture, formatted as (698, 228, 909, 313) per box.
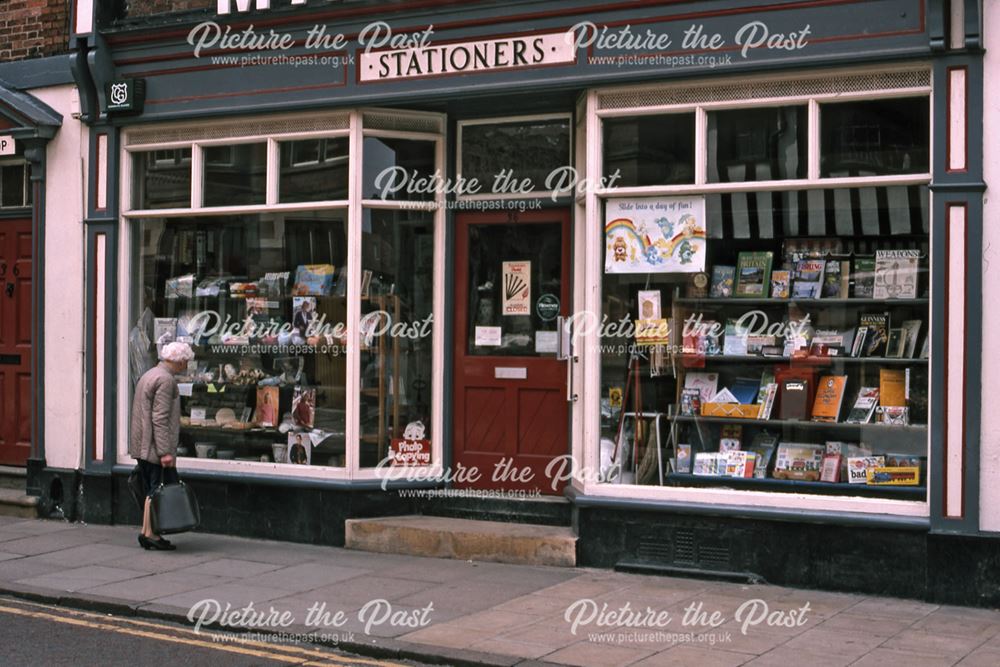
(150, 480, 201, 535)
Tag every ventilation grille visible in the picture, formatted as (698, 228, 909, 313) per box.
(125, 113, 351, 146)
(598, 69, 930, 110)
(634, 526, 733, 571)
(363, 111, 443, 135)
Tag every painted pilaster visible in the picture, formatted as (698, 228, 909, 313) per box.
(930, 0, 984, 534)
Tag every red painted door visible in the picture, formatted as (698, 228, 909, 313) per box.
(453, 210, 571, 494)
(0, 219, 32, 466)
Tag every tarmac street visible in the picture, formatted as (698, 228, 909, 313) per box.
(0, 516, 998, 667)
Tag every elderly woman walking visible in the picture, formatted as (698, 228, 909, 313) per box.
(130, 341, 194, 550)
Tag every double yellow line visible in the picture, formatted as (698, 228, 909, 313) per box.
(0, 598, 406, 667)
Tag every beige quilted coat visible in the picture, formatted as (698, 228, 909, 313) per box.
(129, 363, 180, 463)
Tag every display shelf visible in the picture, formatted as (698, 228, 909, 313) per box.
(678, 355, 927, 366)
(670, 414, 927, 433)
(665, 473, 926, 500)
(675, 297, 929, 306)
(180, 424, 279, 437)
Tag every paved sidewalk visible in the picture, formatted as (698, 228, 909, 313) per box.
(0, 517, 997, 667)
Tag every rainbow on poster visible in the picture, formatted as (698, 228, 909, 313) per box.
(605, 197, 707, 274)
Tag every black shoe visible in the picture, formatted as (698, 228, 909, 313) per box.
(156, 536, 172, 546)
(138, 534, 176, 551)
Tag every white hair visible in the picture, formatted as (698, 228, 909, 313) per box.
(160, 341, 195, 363)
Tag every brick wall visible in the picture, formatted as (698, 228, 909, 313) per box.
(0, 0, 69, 62)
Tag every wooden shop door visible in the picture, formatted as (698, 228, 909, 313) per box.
(0, 219, 32, 466)
(453, 210, 571, 494)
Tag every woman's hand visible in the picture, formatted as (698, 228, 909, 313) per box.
(160, 454, 175, 467)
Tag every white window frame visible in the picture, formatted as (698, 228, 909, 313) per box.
(577, 65, 934, 517)
(117, 109, 446, 485)
(455, 113, 573, 202)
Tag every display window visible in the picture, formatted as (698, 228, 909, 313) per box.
(119, 111, 444, 479)
(584, 69, 933, 513)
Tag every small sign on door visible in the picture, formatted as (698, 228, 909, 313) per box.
(502, 261, 531, 316)
(0, 136, 14, 156)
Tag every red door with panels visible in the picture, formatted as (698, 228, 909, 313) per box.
(0, 219, 32, 466)
(453, 210, 571, 494)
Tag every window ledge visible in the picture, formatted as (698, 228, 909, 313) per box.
(564, 485, 930, 531)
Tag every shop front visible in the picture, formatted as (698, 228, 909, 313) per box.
(50, 0, 995, 603)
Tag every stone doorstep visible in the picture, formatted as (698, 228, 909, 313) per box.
(0, 466, 27, 491)
(0, 488, 38, 519)
(345, 515, 577, 568)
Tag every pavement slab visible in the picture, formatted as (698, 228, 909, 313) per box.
(0, 519, 996, 667)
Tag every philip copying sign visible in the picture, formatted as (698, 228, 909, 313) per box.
(0, 136, 14, 156)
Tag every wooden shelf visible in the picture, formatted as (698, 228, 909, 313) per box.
(670, 414, 927, 433)
(675, 297, 929, 306)
(665, 473, 926, 500)
(679, 355, 927, 366)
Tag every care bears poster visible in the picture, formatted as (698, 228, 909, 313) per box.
(604, 196, 706, 274)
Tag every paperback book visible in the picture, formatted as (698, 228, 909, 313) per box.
(735, 251, 773, 298)
(709, 266, 736, 298)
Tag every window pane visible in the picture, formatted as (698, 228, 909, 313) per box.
(465, 222, 563, 356)
(821, 97, 929, 176)
(1, 164, 26, 208)
(362, 137, 436, 201)
(603, 113, 695, 187)
(203, 143, 267, 206)
(132, 149, 192, 210)
(359, 209, 435, 467)
(708, 106, 806, 182)
(461, 118, 570, 194)
(279, 138, 349, 203)
(131, 212, 348, 468)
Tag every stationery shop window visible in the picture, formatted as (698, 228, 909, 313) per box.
(362, 137, 435, 202)
(597, 99, 930, 499)
(128, 212, 349, 468)
(358, 209, 435, 468)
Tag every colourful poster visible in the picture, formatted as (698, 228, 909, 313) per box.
(502, 261, 531, 315)
(605, 197, 707, 274)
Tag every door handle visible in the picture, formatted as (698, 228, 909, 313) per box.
(5, 283, 13, 298)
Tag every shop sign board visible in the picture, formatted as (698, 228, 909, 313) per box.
(0, 136, 14, 156)
(360, 31, 576, 83)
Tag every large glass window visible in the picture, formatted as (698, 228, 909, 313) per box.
(597, 97, 931, 501)
(359, 209, 435, 467)
(125, 115, 442, 477)
(131, 212, 348, 467)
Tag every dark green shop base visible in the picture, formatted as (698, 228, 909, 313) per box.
(575, 506, 1000, 609)
(29, 466, 1000, 608)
